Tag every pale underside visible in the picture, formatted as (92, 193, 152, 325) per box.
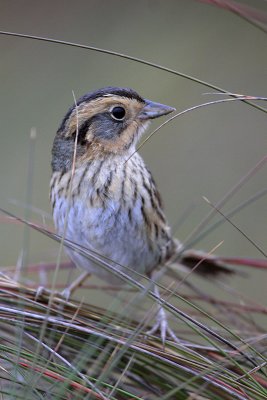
(50, 152, 176, 284)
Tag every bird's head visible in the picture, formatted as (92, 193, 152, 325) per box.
(52, 87, 175, 172)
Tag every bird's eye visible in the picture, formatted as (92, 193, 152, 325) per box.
(110, 106, 126, 121)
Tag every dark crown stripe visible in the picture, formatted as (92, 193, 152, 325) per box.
(78, 87, 144, 105)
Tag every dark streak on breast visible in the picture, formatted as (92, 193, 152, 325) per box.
(121, 165, 127, 204)
(77, 162, 91, 196)
(128, 207, 132, 223)
(91, 160, 104, 186)
(52, 198, 56, 211)
(103, 170, 113, 198)
(141, 195, 151, 231)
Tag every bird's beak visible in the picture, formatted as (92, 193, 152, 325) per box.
(139, 99, 176, 120)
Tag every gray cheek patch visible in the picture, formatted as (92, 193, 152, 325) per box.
(92, 113, 124, 140)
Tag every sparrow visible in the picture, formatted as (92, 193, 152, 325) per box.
(50, 87, 230, 341)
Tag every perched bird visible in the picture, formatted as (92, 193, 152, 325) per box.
(50, 87, 230, 341)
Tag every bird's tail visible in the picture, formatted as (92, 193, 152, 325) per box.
(178, 249, 233, 276)
(168, 239, 233, 276)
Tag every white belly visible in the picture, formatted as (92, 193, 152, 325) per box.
(51, 158, 161, 284)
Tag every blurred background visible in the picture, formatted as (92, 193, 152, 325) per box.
(0, 0, 266, 304)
